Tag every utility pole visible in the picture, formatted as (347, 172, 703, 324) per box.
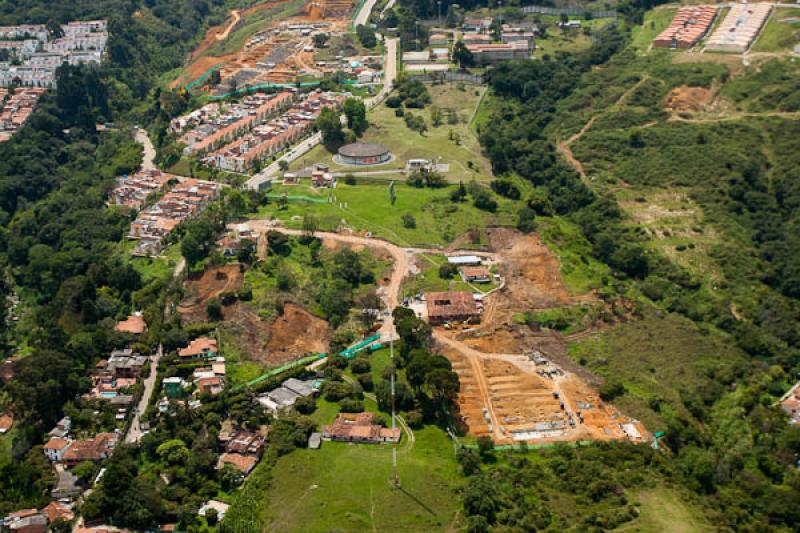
(438, 1, 442, 27)
(390, 309, 400, 489)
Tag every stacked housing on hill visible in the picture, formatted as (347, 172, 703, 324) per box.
(176, 92, 294, 155)
(110, 170, 180, 209)
(0, 87, 45, 141)
(0, 20, 108, 89)
(652, 5, 718, 49)
(127, 178, 221, 256)
(705, 3, 771, 53)
(175, 90, 345, 173)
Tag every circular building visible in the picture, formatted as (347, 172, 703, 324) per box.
(337, 142, 392, 166)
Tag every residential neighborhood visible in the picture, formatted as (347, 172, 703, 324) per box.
(0, 20, 108, 90)
(126, 178, 222, 256)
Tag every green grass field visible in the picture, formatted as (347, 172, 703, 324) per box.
(568, 307, 748, 432)
(752, 8, 800, 52)
(292, 84, 494, 181)
(631, 7, 676, 50)
(617, 486, 712, 532)
(253, 181, 516, 247)
(262, 424, 463, 532)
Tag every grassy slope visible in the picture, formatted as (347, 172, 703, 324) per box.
(752, 8, 800, 52)
(631, 7, 676, 50)
(252, 182, 516, 247)
(568, 308, 748, 432)
(617, 486, 712, 533)
(292, 84, 495, 181)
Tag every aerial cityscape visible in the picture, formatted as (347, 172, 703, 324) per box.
(0, 0, 798, 531)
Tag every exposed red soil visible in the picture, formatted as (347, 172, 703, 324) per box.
(178, 264, 244, 322)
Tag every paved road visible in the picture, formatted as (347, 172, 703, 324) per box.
(134, 127, 157, 172)
(353, 0, 379, 27)
(125, 344, 162, 444)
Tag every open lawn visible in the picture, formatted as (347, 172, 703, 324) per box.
(262, 424, 464, 532)
(752, 8, 800, 52)
(292, 83, 494, 181)
(253, 181, 516, 247)
(617, 486, 712, 532)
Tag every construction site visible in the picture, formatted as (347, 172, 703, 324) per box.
(177, 0, 373, 95)
(430, 229, 646, 445)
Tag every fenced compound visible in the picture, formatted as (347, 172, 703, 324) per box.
(405, 71, 485, 85)
(521, 5, 616, 19)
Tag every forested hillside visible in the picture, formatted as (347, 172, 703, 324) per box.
(0, 0, 247, 514)
(467, 2, 800, 530)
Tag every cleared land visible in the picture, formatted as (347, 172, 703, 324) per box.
(177, 264, 245, 322)
(292, 84, 494, 180)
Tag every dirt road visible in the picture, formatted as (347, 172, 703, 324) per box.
(242, 223, 499, 340)
(244, 224, 411, 339)
(217, 9, 241, 41)
(134, 127, 157, 172)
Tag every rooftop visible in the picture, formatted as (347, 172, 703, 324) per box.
(338, 142, 391, 158)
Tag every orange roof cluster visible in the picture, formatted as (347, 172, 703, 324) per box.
(110, 170, 178, 210)
(129, 178, 221, 256)
(0, 87, 46, 141)
(184, 92, 294, 154)
(217, 452, 258, 474)
(653, 5, 717, 49)
(322, 412, 401, 443)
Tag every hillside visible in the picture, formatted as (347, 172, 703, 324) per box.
(0, 0, 799, 531)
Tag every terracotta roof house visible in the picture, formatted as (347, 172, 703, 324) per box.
(425, 291, 480, 325)
(43, 437, 72, 462)
(62, 432, 117, 467)
(42, 501, 74, 524)
(196, 376, 225, 395)
(217, 452, 258, 475)
(460, 266, 490, 283)
(179, 337, 218, 359)
(322, 412, 401, 444)
(114, 312, 147, 334)
(225, 430, 265, 456)
(0, 412, 12, 434)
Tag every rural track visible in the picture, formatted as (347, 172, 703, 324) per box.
(241, 223, 500, 341)
(556, 75, 652, 186)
